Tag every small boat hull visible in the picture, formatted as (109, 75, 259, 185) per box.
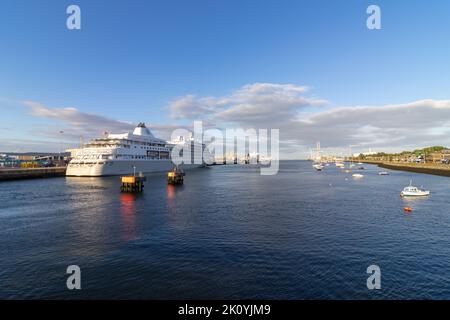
(313, 164, 324, 171)
(401, 191, 430, 197)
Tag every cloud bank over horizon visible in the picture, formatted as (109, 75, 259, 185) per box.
(168, 84, 450, 157)
(2, 83, 450, 158)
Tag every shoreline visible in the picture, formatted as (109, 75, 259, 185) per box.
(359, 160, 450, 177)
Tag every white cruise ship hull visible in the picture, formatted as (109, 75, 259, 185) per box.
(66, 160, 203, 177)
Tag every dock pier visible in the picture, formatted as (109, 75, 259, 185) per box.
(0, 167, 67, 181)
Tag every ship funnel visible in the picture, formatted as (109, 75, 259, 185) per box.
(133, 122, 154, 137)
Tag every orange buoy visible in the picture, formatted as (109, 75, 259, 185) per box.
(404, 207, 413, 213)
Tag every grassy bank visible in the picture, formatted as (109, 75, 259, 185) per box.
(359, 160, 450, 177)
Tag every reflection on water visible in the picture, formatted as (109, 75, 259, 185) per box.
(401, 196, 431, 204)
(64, 177, 119, 258)
(65, 176, 112, 188)
(166, 184, 191, 229)
(167, 184, 176, 201)
(166, 184, 177, 217)
(120, 193, 137, 242)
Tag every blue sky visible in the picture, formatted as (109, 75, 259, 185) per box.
(1, 0, 450, 156)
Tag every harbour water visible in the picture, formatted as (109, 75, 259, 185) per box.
(1, 161, 450, 299)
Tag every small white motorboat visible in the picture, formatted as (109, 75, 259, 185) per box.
(352, 173, 364, 179)
(400, 181, 430, 197)
(379, 171, 389, 175)
(313, 163, 324, 171)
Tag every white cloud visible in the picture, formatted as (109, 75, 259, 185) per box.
(23, 101, 134, 138)
(291, 99, 450, 155)
(169, 83, 327, 124)
(0, 138, 64, 153)
(169, 95, 227, 120)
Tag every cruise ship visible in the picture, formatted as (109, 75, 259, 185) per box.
(66, 123, 212, 176)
